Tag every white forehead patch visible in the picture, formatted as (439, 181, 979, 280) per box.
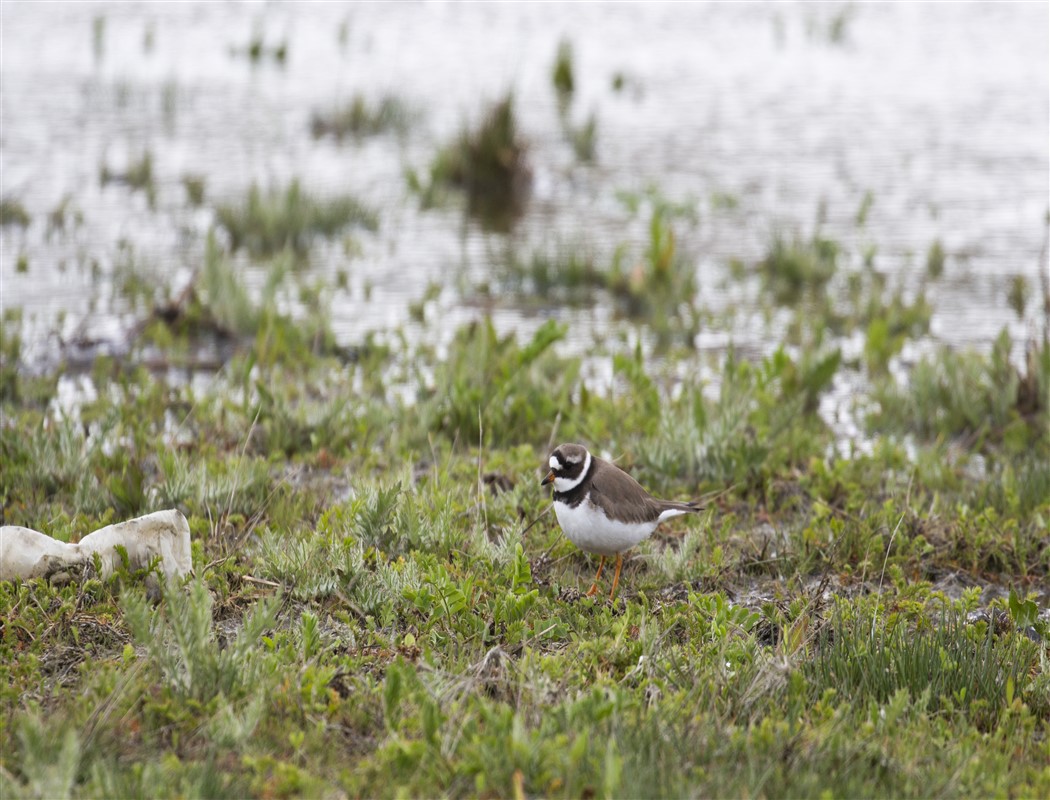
(549, 455, 563, 471)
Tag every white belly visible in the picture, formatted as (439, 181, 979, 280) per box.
(553, 499, 657, 556)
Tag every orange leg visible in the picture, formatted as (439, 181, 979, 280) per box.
(609, 553, 624, 599)
(585, 556, 606, 596)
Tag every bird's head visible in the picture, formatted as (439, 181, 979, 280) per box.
(541, 443, 590, 490)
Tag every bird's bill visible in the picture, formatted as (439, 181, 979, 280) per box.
(541, 470, 555, 486)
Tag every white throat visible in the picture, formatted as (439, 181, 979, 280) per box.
(553, 451, 591, 493)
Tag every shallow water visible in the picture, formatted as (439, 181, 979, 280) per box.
(2, 1, 1047, 365)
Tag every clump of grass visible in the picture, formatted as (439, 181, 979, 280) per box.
(1007, 274, 1029, 319)
(423, 94, 531, 232)
(547, 40, 597, 164)
(779, 255, 931, 358)
(627, 344, 838, 491)
(122, 578, 280, 702)
(310, 94, 415, 141)
(182, 174, 206, 206)
(926, 238, 946, 279)
(100, 151, 156, 208)
(806, 5, 854, 45)
(810, 608, 1039, 731)
(607, 206, 698, 347)
(855, 190, 875, 226)
(237, 31, 287, 65)
(0, 198, 30, 227)
(200, 232, 283, 336)
(127, 152, 154, 196)
(869, 329, 1048, 453)
(215, 180, 377, 258)
(138, 233, 342, 368)
(552, 39, 575, 99)
(1, 415, 105, 518)
(110, 240, 159, 310)
(710, 190, 739, 211)
(758, 231, 839, 305)
(564, 111, 598, 162)
(860, 285, 933, 374)
(46, 195, 82, 238)
(10, 715, 81, 800)
(491, 198, 695, 345)
(495, 242, 607, 305)
(420, 318, 577, 447)
(1, 308, 24, 402)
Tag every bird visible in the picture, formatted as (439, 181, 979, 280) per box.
(541, 443, 702, 599)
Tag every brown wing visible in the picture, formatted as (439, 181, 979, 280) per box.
(586, 457, 665, 524)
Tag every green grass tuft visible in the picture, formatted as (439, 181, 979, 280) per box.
(215, 180, 377, 259)
(423, 94, 531, 232)
(758, 231, 840, 305)
(0, 198, 30, 228)
(311, 94, 415, 141)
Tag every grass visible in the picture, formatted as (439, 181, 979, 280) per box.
(215, 180, 377, 259)
(234, 30, 287, 66)
(551, 39, 575, 101)
(868, 328, 1049, 454)
(491, 242, 609, 306)
(490, 195, 698, 349)
(47, 195, 82, 238)
(100, 152, 157, 208)
(927, 238, 946, 279)
(1, 296, 1048, 796)
(563, 111, 598, 162)
(1008, 274, 1030, 319)
(758, 230, 840, 305)
(182, 174, 206, 207)
(0, 198, 30, 227)
(415, 94, 531, 232)
(549, 38, 598, 162)
(4, 173, 1048, 792)
(3, 64, 1048, 797)
(310, 94, 415, 141)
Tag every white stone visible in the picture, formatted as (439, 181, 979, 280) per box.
(0, 509, 192, 583)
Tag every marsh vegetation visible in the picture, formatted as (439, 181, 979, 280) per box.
(2, 4, 1048, 798)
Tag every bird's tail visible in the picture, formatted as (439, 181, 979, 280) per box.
(659, 500, 703, 514)
(655, 500, 703, 523)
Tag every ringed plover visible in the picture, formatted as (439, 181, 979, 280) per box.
(541, 443, 701, 598)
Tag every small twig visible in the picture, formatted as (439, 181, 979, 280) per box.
(240, 575, 282, 588)
(871, 511, 907, 640)
(476, 406, 487, 531)
(225, 406, 262, 523)
(546, 410, 562, 452)
(520, 504, 552, 538)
